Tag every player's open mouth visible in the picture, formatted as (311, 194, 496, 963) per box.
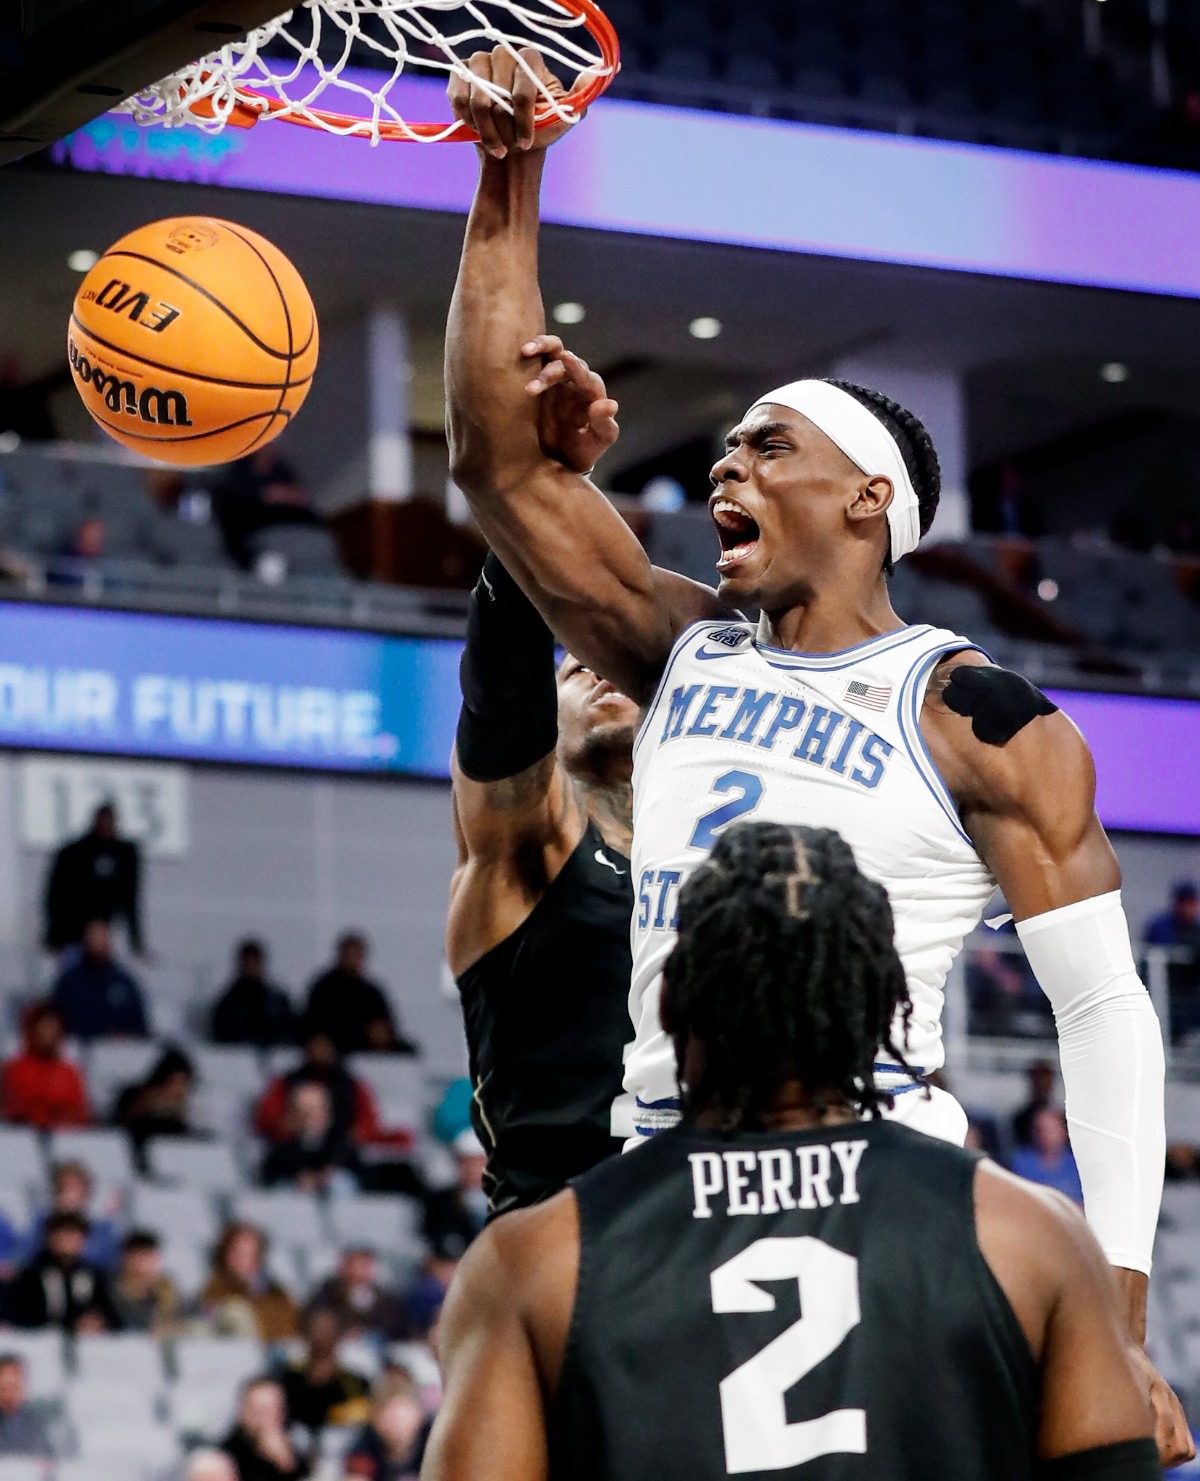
(711, 496, 760, 570)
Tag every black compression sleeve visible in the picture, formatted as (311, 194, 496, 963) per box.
(1036, 1439, 1161, 1480)
(456, 552, 559, 783)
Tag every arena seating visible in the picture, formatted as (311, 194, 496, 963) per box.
(6, 433, 1200, 690)
(0, 1017, 437, 1478)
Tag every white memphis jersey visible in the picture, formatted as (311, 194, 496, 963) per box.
(615, 619, 997, 1141)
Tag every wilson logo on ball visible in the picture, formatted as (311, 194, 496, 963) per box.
(85, 278, 181, 334)
(68, 338, 193, 426)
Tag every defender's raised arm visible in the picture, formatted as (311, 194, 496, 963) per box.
(444, 47, 723, 702)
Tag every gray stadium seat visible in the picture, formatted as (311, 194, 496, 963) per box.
(72, 1422, 178, 1473)
(0, 1460, 45, 1481)
(47, 1128, 136, 1186)
(0, 1127, 46, 1190)
(130, 1182, 219, 1248)
(328, 1193, 422, 1253)
(1166, 1082, 1200, 1142)
(1159, 1183, 1200, 1231)
(643, 507, 720, 589)
(169, 1375, 244, 1441)
(65, 1377, 164, 1432)
(346, 1054, 423, 1125)
(84, 1041, 161, 1117)
(146, 1138, 241, 1194)
(249, 524, 344, 577)
(160, 1238, 208, 1301)
(0, 1332, 65, 1400)
(0, 1185, 30, 1232)
(174, 1336, 266, 1389)
(73, 1332, 166, 1387)
(231, 1189, 327, 1248)
(150, 514, 225, 567)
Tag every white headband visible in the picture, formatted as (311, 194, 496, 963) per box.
(748, 380, 922, 564)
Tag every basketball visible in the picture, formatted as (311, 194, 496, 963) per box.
(67, 215, 318, 466)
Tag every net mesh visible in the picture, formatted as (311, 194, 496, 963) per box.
(118, 0, 615, 143)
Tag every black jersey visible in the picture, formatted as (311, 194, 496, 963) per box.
(455, 820, 632, 1216)
(553, 1118, 1038, 1481)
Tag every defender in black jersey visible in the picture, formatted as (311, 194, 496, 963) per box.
(425, 822, 1159, 1481)
(448, 550, 635, 1216)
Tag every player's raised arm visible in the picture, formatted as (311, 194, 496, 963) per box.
(924, 652, 1189, 1465)
(444, 47, 724, 702)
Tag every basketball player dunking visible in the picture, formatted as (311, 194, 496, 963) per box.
(424, 822, 1160, 1481)
(442, 51, 1189, 1462)
(449, 543, 636, 1215)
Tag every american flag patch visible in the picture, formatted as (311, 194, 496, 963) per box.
(845, 679, 892, 712)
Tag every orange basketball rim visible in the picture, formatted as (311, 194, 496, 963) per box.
(192, 0, 620, 143)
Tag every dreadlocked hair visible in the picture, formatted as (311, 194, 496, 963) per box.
(661, 821, 915, 1132)
(823, 378, 941, 574)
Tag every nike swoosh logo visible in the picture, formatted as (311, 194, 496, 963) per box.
(696, 645, 748, 660)
(594, 849, 627, 876)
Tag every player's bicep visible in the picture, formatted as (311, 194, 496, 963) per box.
(1037, 1200, 1154, 1459)
(422, 1231, 549, 1481)
(947, 686, 1120, 918)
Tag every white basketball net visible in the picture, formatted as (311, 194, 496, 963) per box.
(118, 0, 612, 143)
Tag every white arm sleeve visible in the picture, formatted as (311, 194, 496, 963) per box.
(1016, 889, 1165, 1275)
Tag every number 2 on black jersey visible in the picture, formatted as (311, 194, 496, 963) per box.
(710, 1236, 867, 1474)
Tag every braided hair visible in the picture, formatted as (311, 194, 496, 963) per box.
(660, 821, 915, 1130)
(823, 378, 941, 573)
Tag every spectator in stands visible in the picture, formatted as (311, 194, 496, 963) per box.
(201, 1222, 299, 1342)
(344, 1375, 428, 1481)
(1165, 1143, 1200, 1181)
(421, 1128, 487, 1259)
(1011, 1058, 1059, 1149)
(211, 939, 296, 1048)
(306, 1247, 407, 1345)
(1010, 1107, 1084, 1204)
(22, 1160, 122, 1272)
(0, 1214, 19, 1279)
(1144, 879, 1200, 1042)
(5, 1210, 119, 1332)
(0, 1353, 52, 1459)
(221, 1377, 311, 1481)
(214, 448, 320, 568)
(46, 514, 106, 589)
(112, 1044, 198, 1162)
(964, 919, 1044, 1038)
(50, 919, 149, 1042)
(44, 802, 145, 956)
(110, 1229, 179, 1335)
(0, 1000, 90, 1129)
(303, 934, 417, 1056)
(401, 1241, 458, 1342)
(281, 1308, 372, 1435)
(186, 1450, 240, 1481)
(256, 1033, 382, 1149)
(261, 1080, 359, 1194)
(431, 1077, 473, 1147)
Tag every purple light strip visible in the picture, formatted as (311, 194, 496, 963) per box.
(1046, 688, 1200, 836)
(52, 75, 1200, 299)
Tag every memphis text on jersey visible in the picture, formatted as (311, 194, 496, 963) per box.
(690, 1139, 869, 1219)
(659, 682, 894, 790)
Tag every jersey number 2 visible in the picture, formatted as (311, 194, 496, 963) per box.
(688, 769, 764, 851)
(710, 1236, 867, 1474)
